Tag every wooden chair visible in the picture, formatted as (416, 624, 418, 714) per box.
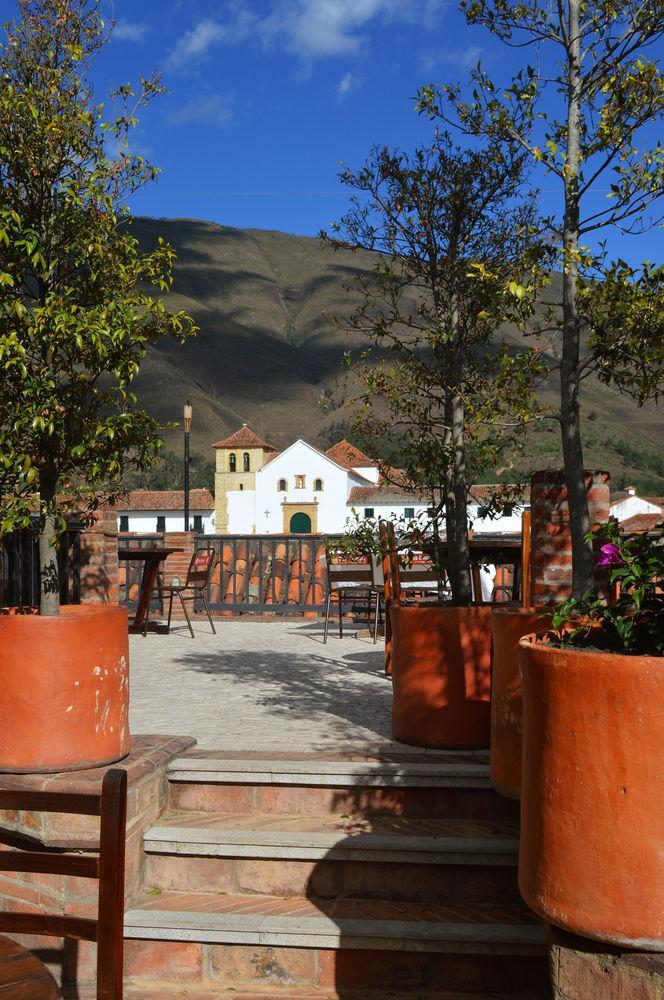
(321, 549, 373, 643)
(161, 546, 217, 639)
(0, 768, 127, 999)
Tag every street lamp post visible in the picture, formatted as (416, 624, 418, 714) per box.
(183, 400, 192, 531)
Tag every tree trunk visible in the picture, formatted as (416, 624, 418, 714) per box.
(39, 479, 60, 615)
(451, 392, 472, 606)
(561, 0, 594, 597)
(443, 391, 459, 599)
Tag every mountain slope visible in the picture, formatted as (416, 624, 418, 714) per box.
(130, 217, 664, 494)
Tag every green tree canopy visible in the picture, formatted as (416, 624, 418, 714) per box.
(418, 0, 664, 595)
(324, 131, 548, 603)
(0, 0, 196, 613)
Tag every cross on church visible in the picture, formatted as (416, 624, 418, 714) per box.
(264, 509, 270, 518)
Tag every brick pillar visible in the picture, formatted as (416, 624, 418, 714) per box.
(162, 531, 195, 584)
(530, 470, 610, 606)
(79, 505, 119, 604)
(548, 925, 664, 998)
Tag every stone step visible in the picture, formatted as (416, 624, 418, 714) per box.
(143, 812, 522, 904)
(123, 891, 547, 995)
(168, 752, 518, 821)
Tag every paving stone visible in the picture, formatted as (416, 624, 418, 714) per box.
(128, 622, 394, 751)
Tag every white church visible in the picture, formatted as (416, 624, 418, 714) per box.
(212, 424, 526, 536)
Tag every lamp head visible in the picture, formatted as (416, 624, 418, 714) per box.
(183, 400, 192, 434)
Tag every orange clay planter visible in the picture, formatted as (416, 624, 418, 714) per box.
(0, 605, 130, 773)
(490, 607, 550, 799)
(391, 604, 492, 749)
(518, 633, 664, 950)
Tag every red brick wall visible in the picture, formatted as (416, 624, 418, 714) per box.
(530, 470, 610, 606)
(79, 505, 119, 605)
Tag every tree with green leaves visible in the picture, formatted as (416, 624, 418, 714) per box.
(418, 0, 664, 597)
(0, 0, 196, 614)
(323, 131, 548, 604)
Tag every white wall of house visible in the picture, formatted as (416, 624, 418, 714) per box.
(347, 502, 429, 526)
(470, 503, 525, 535)
(252, 441, 364, 534)
(610, 493, 661, 523)
(227, 490, 257, 534)
(350, 501, 525, 535)
(353, 465, 381, 484)
(117, 510, 215, 534)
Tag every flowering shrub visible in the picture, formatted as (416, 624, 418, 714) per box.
(551, 521, 664, 655)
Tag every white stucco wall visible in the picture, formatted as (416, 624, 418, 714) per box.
(353, 465, 380, 484)
(117, 509, 215, 533)
(610, 494, 661, 522)
(349, 502, 525, 535)
(227, 490, 257, 534)
(253, 441, 354, 534)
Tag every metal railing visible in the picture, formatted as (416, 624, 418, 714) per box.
(117, 533, 164, 608)
(0, 522, 82, 608)
(203, 534, 331, 614)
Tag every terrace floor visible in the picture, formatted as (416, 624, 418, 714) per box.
(129, 618, 409, 752)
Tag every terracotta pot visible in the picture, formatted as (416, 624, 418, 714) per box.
(518, 634, 664, 949)
(490, 607, 550, 799)
(391, 604, 492, 749)
(0, 605, 130, 773)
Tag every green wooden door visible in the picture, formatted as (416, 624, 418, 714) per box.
(290, 512, 312, 533)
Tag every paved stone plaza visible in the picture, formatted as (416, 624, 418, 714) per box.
(129, 618, 399, 751)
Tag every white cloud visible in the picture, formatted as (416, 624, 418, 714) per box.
(260, 0, 442, 59)
(113, 20, 148, 42)
(169, 1, 444, 69)
(337, 71, 359, 98)
(170, 95, 235, 127)
(165, 12, 256, 70)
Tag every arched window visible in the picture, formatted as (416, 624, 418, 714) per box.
(243, 452, 250, 472)
(229, 453, 236, 472)
(278, 478, 287, 492)
(314, 478, 323, 492)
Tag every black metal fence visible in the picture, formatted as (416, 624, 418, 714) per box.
(202, 534, 330, 613)
(0, 522, 82, 608)
(117, 533, 164, 609)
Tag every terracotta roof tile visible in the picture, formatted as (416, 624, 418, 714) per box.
(119, 489, 214, 511)
(325, 439, 378, 470)
(212, 423, 276, 451)
(620, 513, 663, 534)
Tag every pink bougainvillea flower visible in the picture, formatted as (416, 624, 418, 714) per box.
(596, 543, 623, 567)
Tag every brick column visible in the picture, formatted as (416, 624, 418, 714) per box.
(79, 505, 119, 604)
(530, 470, 610, 606)
(548, 926, 664, 998)
(162, 531, 196, 583)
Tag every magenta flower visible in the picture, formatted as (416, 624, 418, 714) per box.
(596, 543, 623, 567)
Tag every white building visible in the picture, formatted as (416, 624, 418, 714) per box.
(213, 424, 528, 536)
(610, 486, 662, 524)
(116, 489, 215, 535)
(346, 484, 526, 535)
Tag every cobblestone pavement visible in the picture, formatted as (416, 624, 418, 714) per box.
(128, 619, 399, 752)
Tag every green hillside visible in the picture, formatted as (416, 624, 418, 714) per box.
(129, 218, 664, 495)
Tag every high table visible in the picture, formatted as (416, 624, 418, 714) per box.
(0, 934, 59, 996)
(118, 547, 183, 633)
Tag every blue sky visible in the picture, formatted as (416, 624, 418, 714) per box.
(1, 1, 661, 264)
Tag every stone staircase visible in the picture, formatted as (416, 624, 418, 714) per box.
(121, 750, 549, 999)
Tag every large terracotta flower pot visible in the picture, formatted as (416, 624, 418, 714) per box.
(0, 605, 130, 773)
(518, 634, 664, 949)
(391, 604, 492, 749)
(490, 607, 550, 799)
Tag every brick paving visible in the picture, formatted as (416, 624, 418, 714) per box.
(129, 620, 395, 752)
